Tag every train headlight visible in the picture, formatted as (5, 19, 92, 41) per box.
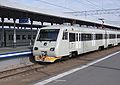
(34, 47, 38, 50)
(50, 48, 55, 51)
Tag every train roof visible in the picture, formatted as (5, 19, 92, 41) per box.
(0, 0, 120, 30)
(40, 25, 108, 31)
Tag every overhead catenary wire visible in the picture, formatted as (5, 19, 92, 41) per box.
(66, 0, 106, 21)
(75, 0, 100, 10)
(109, 0, 120, 7)
(83, 0, 102, 9)
(35, 0, 76, 11)
(28, 0, 120, 25)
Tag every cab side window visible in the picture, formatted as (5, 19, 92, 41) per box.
(69, 33, 75, 42)
(76, 33, 78, 41)
(62, 32, 68, 40)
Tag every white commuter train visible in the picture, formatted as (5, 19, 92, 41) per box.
(33, 25, 120, 62)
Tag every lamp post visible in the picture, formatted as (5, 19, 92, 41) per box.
(98, 18, 104, 29)
(1, 18, 5, 47)
(13, 18, 16, 48)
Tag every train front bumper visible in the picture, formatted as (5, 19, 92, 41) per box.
(34, 56, 61, 63)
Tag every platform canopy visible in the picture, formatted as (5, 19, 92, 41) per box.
(0, 22, 45, 28)
(0, 0, 120, 30)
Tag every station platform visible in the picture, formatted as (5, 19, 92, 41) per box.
(36, 51, 120, 85)
(0, 46, 32, 54)
(0, 46, 33, 72)
(0, 46, 33, 59)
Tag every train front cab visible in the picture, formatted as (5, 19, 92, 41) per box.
(33, 27, 62, 62)
(33, 26, 80, 63)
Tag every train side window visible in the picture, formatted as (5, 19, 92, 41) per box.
(81, 33, 92, 41)
(95, 34, 103, 40)
(109, 34, 115, 39)
(86, 34, 92, 41)
(16, 35, 20, 40)
(33, 35, 36, 39)
(62, 32, 68, 40)
(117, 34, 120, 38)
(22, 35, 26, 40)
(69, 33, 75, 42)
(81, 34, 85, 41)
(9, 35, 13, 40)
(28, 35, 31, 39)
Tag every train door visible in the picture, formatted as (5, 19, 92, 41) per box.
(69, 32, 76, 51)
(75, 33, 79, 49)
(81, 33, 92, 53)
(115, 33, 117, 45)
(104, 33, 108, 48)
(60, 31, 69, 55)
(81, 33, 86, 53)
(78, 32, 84, 54)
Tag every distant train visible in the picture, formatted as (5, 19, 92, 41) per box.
(33, 25, 120, 62)
(0, 28, 37, 47)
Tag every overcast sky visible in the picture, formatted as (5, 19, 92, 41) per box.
(18, 0, 120, 11)
(1, 0, 120, 25)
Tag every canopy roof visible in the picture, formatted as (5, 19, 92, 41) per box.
(0, 0, 120, 30)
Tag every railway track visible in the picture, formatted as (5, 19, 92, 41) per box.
(0, 64, 45, 79)
(0, 46, 120, 82)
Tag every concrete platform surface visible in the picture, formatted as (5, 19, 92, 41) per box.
(35, 51, 120, 85)
(0, 46, 32, 54)
(0, 46, 33, 72)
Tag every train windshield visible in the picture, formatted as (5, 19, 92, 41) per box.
(37, 29, 60, 41)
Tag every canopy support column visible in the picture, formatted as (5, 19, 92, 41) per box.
(1, 18, 5, 47)
(13, 18, 16, 48)
(30, 19, 33, 45)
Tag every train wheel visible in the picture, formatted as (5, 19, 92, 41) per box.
(69, 52, 73, 58)
(69, 51, 78, 58)
(29, 56, 36, 63)
(72, 51, 78, 57)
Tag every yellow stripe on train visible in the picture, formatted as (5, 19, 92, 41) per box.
(35, 56, 61, 62)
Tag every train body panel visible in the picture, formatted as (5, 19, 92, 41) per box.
(106, 30, 118, 46)
(116, 30, 120, 44)
(33, 25, 120, 62)
(80, 28, 106, 53)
